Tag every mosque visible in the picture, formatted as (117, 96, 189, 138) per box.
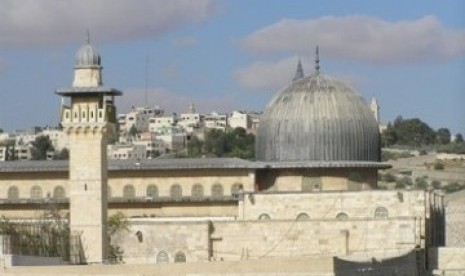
(0, 38, 445, 274)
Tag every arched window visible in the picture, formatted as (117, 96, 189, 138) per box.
(191, 184, 204, 198)
(30, 186, 43, 199)
(156, 251, 169, 263)
(374, 207, 388, 218)
(211, 184, 223, 197)
(174, 251, 186, 263)
(170, 184, 182, 198)
(7, 186, 19, 199)
(258, 213, 271, 221)
(146, 185, 159, 198)
(336, 212, 349, 220)
(231, 183, 243, 196)
(53, 186, 66, 199)
(296, 213, 310, 221)
(123, 185, 135, 199)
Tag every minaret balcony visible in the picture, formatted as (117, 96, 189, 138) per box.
(61, 105, 115, 124)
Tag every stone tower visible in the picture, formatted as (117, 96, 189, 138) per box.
(56, 34, 122, 264)
(370, 96, 380, 124)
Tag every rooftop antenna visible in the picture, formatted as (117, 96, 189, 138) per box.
(85, 29, 91, 44)
(144, 54, 149, 108)
(314, 45, 320, 75)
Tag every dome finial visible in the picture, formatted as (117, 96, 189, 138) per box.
(86, 29, 91, 44)
(314, 45, 320, 75)
(293, 57, 304, 81)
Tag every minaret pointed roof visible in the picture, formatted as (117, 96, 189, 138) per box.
(292, 58, 304, 81)
(314, 45, 320, 76)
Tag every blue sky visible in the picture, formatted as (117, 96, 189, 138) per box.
(0, 0, 464, 135)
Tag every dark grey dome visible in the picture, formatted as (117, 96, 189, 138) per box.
(255, 74, 381, 163)
(75, 42, 101, 68)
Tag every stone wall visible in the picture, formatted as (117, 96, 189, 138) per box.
(445, 195, 465, 247)
(0, 169, 254, 201)
(429, 247, 465, 275)
(239, 190, 428, 221)
(115, 216, 420, 265)
(258, 168, 378, 192)
(118, 221, 210, 264)
(211, 219, 419, 262)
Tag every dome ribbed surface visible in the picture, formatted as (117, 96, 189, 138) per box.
(75, 43, 101, 68)
(255, 74, 381, 163)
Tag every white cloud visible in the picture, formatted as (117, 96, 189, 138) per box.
(118, 87, 236, 114)
(0, 0, 216, 47)
(234, 57, 300, 90)
(241, 15, 465, 63)
(235, 56, 370, 91)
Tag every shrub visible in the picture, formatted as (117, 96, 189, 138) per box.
(443, 182, 464, 193)
(433, 162, 444, 170)
(381, 173, 396, 182)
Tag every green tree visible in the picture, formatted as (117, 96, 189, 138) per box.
(414, 176, 428, 190)
(187, 136, 203, 157)
(381, 124, 397, 147)
(436, 128, 451, 145)
(203, 129, 227, 157)
(107, 212, 129, 263)
(55, 148, 69, 160)
(128, 125, 139, 138)
(31, 135, 54, 160)
(392, 118, 436, 147)
(455, 133, 464, 143)
(225, 127, 255, 159)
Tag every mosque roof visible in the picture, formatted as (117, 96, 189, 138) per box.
(0, 158, 392, 173)
(255, 47, 382, 166)
(0, 158, 265, 173)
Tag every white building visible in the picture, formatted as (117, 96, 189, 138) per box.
(0, 146, 6, 161)
(148, 114, 176, 132)
(153, 127, 186, 152)
(178, 103, 201, 134)
(108, 142, 147, 160)
(204, 111, 227, 131)
(42, 128, 69, 152)
(228, 111, 249, 130)
(133, 132, 166, 158)
(118, 106, 164, 136)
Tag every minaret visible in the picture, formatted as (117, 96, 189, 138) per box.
(188, 101, 196, 114)
(292, 58, 304, 81)
(370, 96, 380, 124)
(314, 45, 320, 75)
(72, 31, 103, 87)
(56, 35, 122, 264)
